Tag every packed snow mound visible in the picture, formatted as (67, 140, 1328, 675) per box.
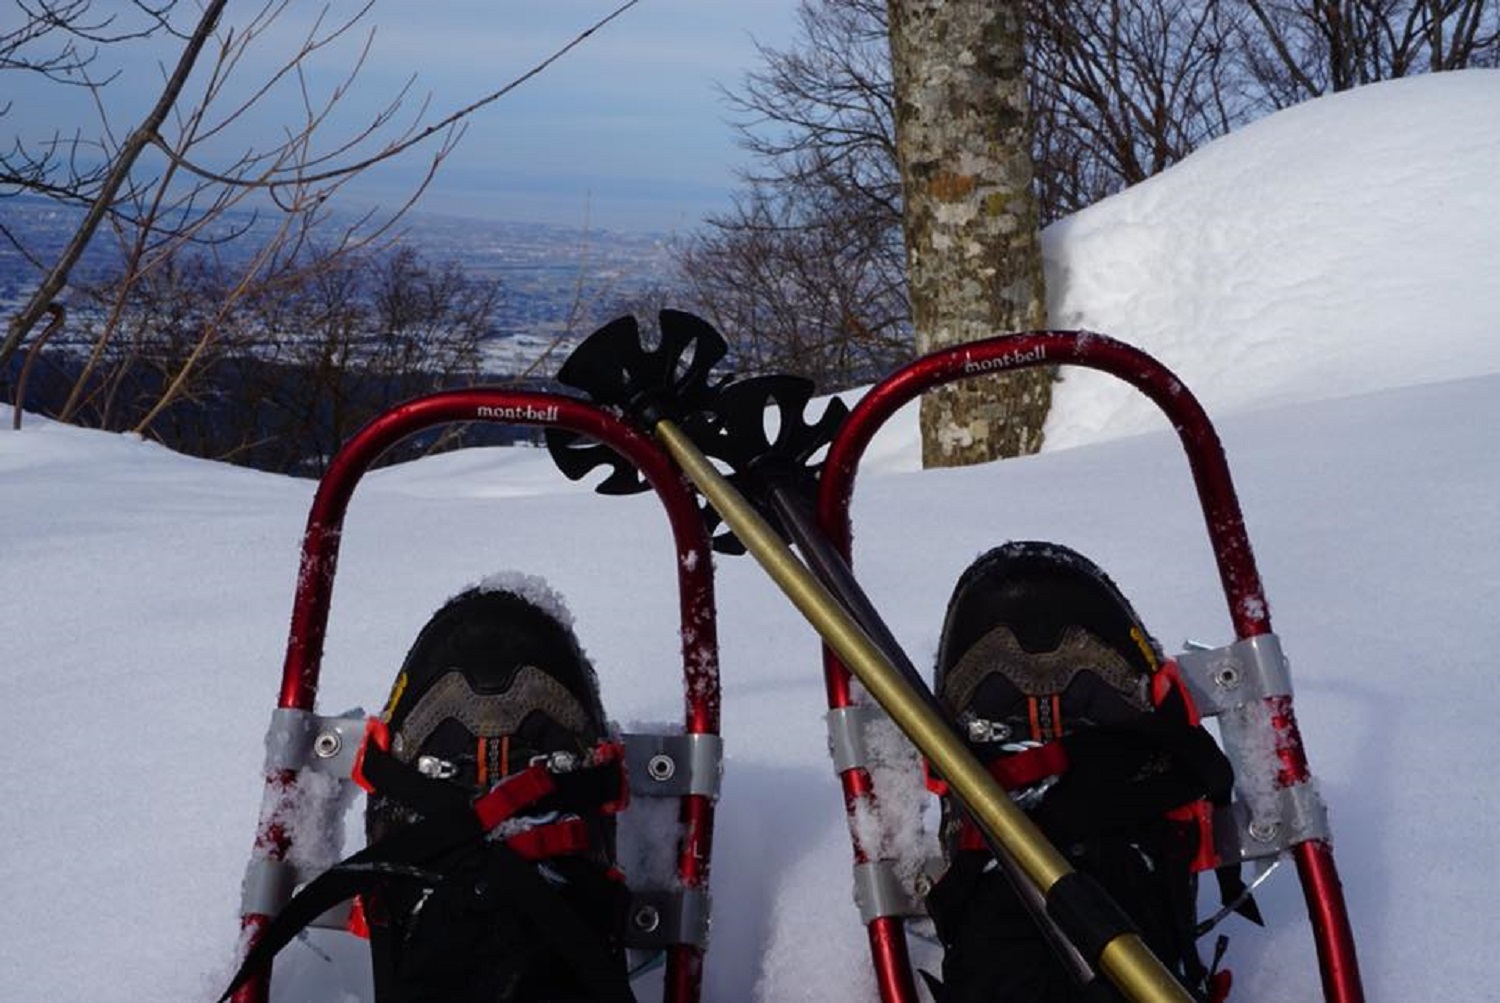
(1041, 69, 1500, 450)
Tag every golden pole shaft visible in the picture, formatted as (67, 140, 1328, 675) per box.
(652, 419, 1192, 1003)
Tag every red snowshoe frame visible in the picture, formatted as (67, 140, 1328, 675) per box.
(230, 396, 722, 1003)
(229, 331, 1362, 1003)
(813, 333, 1363, 1003)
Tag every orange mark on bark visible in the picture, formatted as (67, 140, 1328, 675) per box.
(928, 172, 976, 201)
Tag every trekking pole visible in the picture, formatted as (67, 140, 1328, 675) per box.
(545, 311, 1189, 1003)
(649, 418, 1193, 1003)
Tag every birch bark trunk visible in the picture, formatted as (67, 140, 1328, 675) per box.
(887, 0, 1051, 467)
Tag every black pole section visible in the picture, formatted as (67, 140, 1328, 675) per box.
(766, 481, 948, 719)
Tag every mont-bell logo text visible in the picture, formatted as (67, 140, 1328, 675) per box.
(476, 403, 560, 422)
(962, 345, 1046, 375)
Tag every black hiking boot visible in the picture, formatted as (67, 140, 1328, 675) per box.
(923, 542, 1235, 1003)
(364, 582, 634, 1003)
(217, 581, 636, 1003)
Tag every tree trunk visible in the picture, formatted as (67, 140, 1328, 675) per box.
(887, 0, 1051, 468)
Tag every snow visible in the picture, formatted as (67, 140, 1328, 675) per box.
(1041, 70, 1500, 452)
(475, 570, 580, 630)
(4, 71, 1500, 1001)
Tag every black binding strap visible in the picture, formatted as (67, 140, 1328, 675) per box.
(225, 815, 485, 999)
(221, 746, 628, 1001)
(472, 840, 634, 1001)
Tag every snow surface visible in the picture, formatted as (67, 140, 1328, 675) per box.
(4, 72, 1499, 1001)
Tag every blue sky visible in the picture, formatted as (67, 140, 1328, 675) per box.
(5, 1, 805, 232)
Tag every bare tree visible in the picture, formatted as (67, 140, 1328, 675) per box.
(677, 183, 909, 389)
(693, 0, 1493, 463)
(1233, 0, 1499, 105)
(686, 0, 1253, 413)
(1028, 0, 1250, 217)
(3, 0, 240, 383)
(673, 0, 909, 391)
(730, 0, 902, 229)
(41, 241, 498, 473)
(3, 0, 642, 429)
(1, 1, 179, 202)
(717, 0, 1244, 230)
(248, 243, 496, 474)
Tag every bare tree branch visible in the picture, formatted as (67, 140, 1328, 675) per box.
(2, 0, 229, 375)
(3, 0, 648, 408)
(148, 0, 643, 193)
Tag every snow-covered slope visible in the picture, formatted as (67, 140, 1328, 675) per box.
(4, 71, 1499, 1002)
(1041, 69, 1500, 451)
(5, 368, 1499, 1001)
(842, 70, 1500, 475)
(846, 71, 1500, 473)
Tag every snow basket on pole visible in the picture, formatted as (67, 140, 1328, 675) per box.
(814, 330, 1365, 1003)
(227, 390, 722, 1003)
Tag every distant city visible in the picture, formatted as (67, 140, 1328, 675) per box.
(0, 194, 684, 376)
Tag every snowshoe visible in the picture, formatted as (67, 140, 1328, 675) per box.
(922, 542, 1244, 1003)
(225, 582, 637, 1002)
(227, 320, 1362, 1003)
(804, 328, 1358, 1003)
(228, 382, 722, 1003)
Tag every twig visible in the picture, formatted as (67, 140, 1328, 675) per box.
(154, 0, 643, 192)
(1, 0, 231, 380)
(12, 303, 65, 430)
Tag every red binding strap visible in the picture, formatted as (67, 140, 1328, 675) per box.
(351, 717, 392, 794)
(592, 740, 630, 815)
(930, 742, 1073, 852)
(505, 818, 591, 861)
(924, 741, 1070, 797)
(473, 765, 558, 831)
(1152, 659, 1202, 727)
(345, 895, 371, 940)
(1166, 799, 1220, 873)
(923, 757, 948, 796)
(958, 822, 989, 852)
(993, 742, 1070, 790)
